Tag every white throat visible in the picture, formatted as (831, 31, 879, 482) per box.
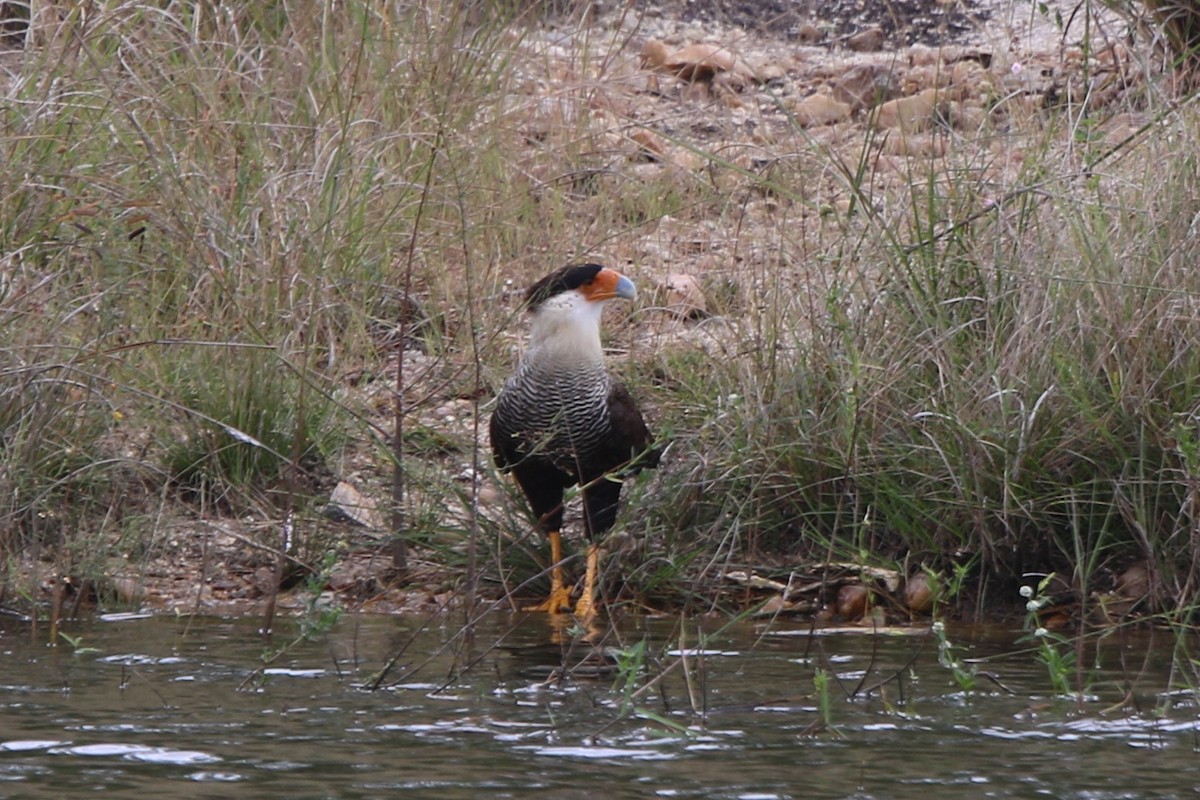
(525, 291, 607, 366)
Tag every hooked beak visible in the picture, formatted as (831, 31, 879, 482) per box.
(613, 274, 637, 301)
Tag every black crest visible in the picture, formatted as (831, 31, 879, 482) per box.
(524, 264, 605, 310)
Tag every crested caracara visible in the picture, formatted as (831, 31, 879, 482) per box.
(490, 264, 658, 619)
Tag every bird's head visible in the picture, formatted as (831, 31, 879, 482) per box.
(522, 264, 636, 357)
(525, 263, 636, 310)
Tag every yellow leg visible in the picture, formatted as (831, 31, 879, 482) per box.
(523, 531, 573, 614)
(573, 543, 602, 622)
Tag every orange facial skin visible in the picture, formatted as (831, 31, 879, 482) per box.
(580, 268, 636, 303)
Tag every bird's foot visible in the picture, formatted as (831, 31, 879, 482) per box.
(573, 591, 596, 624)
(522, 584, 574, 614)
(572, 543, 602, 623)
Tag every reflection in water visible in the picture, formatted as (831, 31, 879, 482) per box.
(0, 614, 1197, 799)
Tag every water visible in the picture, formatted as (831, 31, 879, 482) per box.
(1, 613, 1197, 799)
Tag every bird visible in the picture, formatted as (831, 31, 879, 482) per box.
(490, 263, 658, 620)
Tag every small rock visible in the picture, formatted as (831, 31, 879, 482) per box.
(643, 40, 759, 88)
(476, 481, 502, 510)
(1102, 112, 1144, 146)
(874, 88, 943, 132)
(630, 162, 667, 181)
(630, 129, 666, 161)
(836, 583, 869, 619)
(325, 481, 385, 530)
(682, 80, 711, 102)
(670, 148, 705, 170)
(1116, 561, 1150, 599)
(662, 273, 708, 318)
(110, 576, 144, 605)
(909, 43, 940, 67)
(881, 132, 946, 157)
(759, 594, 789, 615)
(846, 26, 885, 52)
(950, 59, 988, 92)
(713, 69, 750, 95)
(665, 42, 736, 82)
(947, 101, 987, 131)
(904, 572, 937, 613)
(794, 22, 823, 44)
(831, 64, 897, 110)
(903, 65, 941, 94)
(755, 62, 786, 83)
(640, 38, 670, 70)
(787, 93, 851, 127)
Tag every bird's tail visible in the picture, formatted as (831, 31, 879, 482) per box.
(623, 443, 663, 474)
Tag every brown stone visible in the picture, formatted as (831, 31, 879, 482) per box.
(666, 43, 737, 82)
(1116, 561, 1150, 599)
(629, 129, 666, 160)
(846, 26, 884, 52)
(713, 69, 749, 95)
(787, 93, 851, 127)
(904, 572, 937, 613)
(111, 576, 145, 605)
(755, 62, 786, 82)
(640, 38, 670, 69)
(903, 65, 941, 94)
(662, 273, 708, 318)
(326, 481, 384, 530)
(759, 594, 789, 614)
(795, 22, 823, 44)
(951, 60, 988, 92)
(836, 583, 869, 619)
(874, 88, 943, 132)
(670, 148, 705, 170)
(1102, 112, 1145, 146)
(831, 63, 897, 110)
(947, 101, 987, 132)
(908, 44, 940, 67)
(881, 132, 947, 157)
(683, 80, 711, 102)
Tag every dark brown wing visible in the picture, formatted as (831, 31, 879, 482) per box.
(602, 381, 659, 475)
(573, 381, 658, 539)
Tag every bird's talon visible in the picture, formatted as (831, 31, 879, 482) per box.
(522, 585, 574, 614)
(573, 543, 601, 623)
(573, 594, 596, 622)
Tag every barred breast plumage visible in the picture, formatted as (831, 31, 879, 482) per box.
(492, 360, 613, 476)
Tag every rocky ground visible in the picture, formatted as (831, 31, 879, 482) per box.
(22, 0, 1153, 622)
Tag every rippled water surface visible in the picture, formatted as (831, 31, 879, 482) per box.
(1, 613, 1197, 799)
